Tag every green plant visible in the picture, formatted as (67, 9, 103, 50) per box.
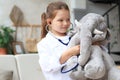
(0, 25, 15, 54)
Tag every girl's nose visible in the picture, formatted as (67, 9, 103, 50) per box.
(63, 21, 70, 25)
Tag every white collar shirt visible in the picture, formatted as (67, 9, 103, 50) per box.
(37, 32, 72, 80)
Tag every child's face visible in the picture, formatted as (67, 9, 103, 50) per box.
(50, 9, 70, 36)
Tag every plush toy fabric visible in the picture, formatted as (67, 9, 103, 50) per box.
(63, 13, 120, 80)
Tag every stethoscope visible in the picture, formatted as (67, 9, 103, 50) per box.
(46, 24, 79, 73)
(46, 25, 71, 46)
(61, 62, 79, 73)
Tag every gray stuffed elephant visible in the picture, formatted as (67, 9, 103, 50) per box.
(62, 13, 120, 80)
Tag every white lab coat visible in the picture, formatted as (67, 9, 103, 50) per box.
(37, 32, 72, 80)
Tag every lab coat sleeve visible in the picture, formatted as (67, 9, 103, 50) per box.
(37, 43, 66, 73)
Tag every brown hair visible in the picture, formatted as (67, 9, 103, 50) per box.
(40, 1, 69, 39)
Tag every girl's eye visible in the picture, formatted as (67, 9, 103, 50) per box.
(58, 19, 63, 22)
(58, 19, 70, 22)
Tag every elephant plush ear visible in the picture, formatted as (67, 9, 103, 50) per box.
(74, 19, 82, 30)
(75, 19, 81, 26)
(106, 28, 111, 40)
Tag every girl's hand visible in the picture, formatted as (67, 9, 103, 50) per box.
(60, 45, 80, 64)
(68, 45, 80, 56)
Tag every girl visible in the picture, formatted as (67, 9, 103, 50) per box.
(37, 1, 80, 80)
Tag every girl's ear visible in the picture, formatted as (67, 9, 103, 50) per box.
(47, 18, 52, 25)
